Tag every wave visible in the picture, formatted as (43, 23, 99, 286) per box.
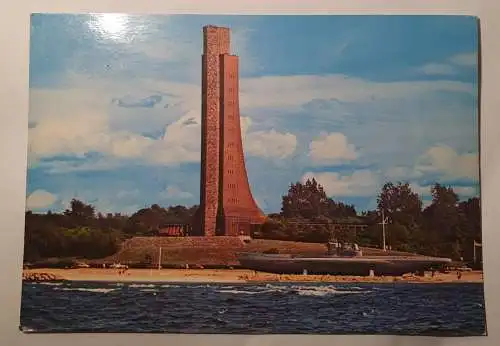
(35, 282, 64, 286)
(216, 289, 264, 295)
(216, 284, 371, 297)
(140, 289, 159, 293)
(129, 284, 157, 288)
(54, 287, 116, 293)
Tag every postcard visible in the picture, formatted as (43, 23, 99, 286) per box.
(21, 13, 484, 336)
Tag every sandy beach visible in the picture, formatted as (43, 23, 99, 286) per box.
(22, 268, 484, 284)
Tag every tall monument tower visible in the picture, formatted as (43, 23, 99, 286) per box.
(197, 25, 265, 237)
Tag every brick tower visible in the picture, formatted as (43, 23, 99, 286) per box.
(197, 25, 265, 237)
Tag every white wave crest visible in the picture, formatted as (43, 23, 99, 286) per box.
(217, 284, 371, 297)
(36, 282, 64, 286)
(216, 289, 264, 295)
(129, 284, 156, 288)
(55, 287, 116, 293)
(140, 289, 159, 293)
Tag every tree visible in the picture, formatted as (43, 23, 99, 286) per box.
(422, 184, 462, 259)
(325, 199, 357, 218)
(281, 178, 330, 219)
(377, 182, 423, 226)
(63, 199, 96, 228)
(376, 182, 423, 252)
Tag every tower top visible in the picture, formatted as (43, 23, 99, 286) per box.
(203, 25, 229, 31)
(202, 25, 230, 55)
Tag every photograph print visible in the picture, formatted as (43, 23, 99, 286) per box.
(21, 14, 485, 336)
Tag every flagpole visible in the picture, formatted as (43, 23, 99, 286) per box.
(158, 247, 162, 270)
(382, 210, 386, 252)
(378, 210, 388, 252)
(473, 240, 476, 264)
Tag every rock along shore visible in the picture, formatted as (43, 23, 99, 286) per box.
(22, 271, 65, 282)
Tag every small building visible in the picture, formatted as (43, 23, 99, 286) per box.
(158, 224, 191, 237)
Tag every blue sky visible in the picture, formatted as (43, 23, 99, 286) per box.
(26, 14, 480, 214)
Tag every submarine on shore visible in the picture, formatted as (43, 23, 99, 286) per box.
(236, 242, 452, 276)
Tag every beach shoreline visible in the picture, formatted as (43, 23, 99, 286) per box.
(22, 268, 484, 284)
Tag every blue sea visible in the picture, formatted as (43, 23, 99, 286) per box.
(20, 281, 486, 336)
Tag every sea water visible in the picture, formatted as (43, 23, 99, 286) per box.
(20, 281, 486, 336)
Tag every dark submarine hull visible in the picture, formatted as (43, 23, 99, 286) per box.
(237, 252, 452, 276)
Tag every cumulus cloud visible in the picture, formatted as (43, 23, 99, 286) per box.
(159, 186, 193, 200)
(308, 132, 357, 165)
(28, 111, 154, 164)
(239, 74, 473, 110)
(384, 145, 478, 184)
(147, 111, 202, 165)
(419, 63, 457, 76)
(26, 190, 57, 209)
(385, 166, 423, 181)
(28, 76, 301, 171)
(414, 145, 479, 181)
(244, 129, 297, 159)
(410, 183, 477, 199)
(302, 170, 379, 197)
(449, 52, 477, 66)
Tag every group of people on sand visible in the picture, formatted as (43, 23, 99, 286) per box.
(102, 263, 129, 276)
(118, 267, 129, 276)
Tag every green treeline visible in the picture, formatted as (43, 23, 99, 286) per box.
(259, 179, 481, 263)
(24, 179, 481, 264)
(24, 200, 198, 262)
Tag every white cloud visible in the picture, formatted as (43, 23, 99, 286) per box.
(302, 170, 379, 197)
(160, 186, 193, 200)
(244, 129, 297, 159)
(410, 183, 477, 199)
(385, 166, 423, 181)
(29, 74, 304, 171)
(409, 183, 432, 197)
(26, 190, 57, 209)
(239, 74, 473, 110)
(308, 132, 357, 165)
(240, 116, 252, 136)
(419, 63, 456, 76)
(147, 111, 202, 165)
(449, 52, 477, 66)
(384, 145, 479, 184)
(28, 110, 156, 164)
(414, 145, 479, 181)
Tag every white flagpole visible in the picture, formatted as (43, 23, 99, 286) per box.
(158, 247, 162, 270)
(378, 210, 389, 252)
(382, 210, 386, 251)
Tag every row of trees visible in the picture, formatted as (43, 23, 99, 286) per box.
(23, 178, 481, 263)
(23, 200, 198, 262)
(258, 179, 481, 262)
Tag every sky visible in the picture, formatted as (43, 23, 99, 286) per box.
(25, 14, 480, 215)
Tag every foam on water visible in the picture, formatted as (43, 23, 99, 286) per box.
(36, 282, 64, 286)
(55, 287, 116, 293)
(140, 289, 159, 293)
(129, 284, 157, 288)
(216, 284, 371, 296)
(216, 289, 264, 295)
